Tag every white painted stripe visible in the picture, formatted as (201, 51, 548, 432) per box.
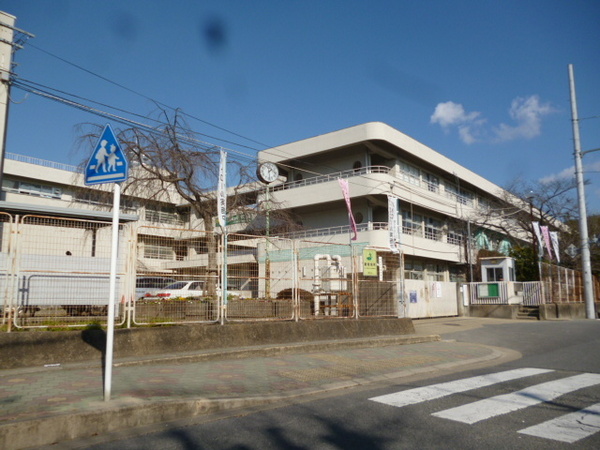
(518, 403, 600, 443)
(369, 368, 552, 408)
(433, 373, 600, 424)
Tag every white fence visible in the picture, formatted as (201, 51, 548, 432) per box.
(467, 281, 544, 305)
(1, 214, 464, 330)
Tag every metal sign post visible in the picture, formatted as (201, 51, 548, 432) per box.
(84, 124, 128, 401)
(103, 183, 121, 401)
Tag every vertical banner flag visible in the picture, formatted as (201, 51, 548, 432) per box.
(532, 221, 544, 257)
(550, 231, 560, 263)
(217, 149, 227, 228)
(338, 178, 357, 240)
(388, 195, 400, 253)
(540, 225, 553, 260)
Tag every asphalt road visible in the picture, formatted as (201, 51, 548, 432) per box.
(49, 319, 600, 449)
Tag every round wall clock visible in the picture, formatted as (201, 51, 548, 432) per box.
(257, 162, 279, 184)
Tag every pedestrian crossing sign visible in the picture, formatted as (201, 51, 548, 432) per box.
(84, 124, 129, 185)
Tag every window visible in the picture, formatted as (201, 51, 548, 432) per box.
(402, 211, 423, 237)
(3, 179, 62, 199)
(424, 218, 442, 241)
(404, 259, 424, 280)
(143, 244, 174, 260)
(445, 182, 473, 206)
(424, 173, 439, 193)
(145, 205, 185, 225)
(447, 231, 464, 245)
(426, 264, 445, 281)
(399, 162, 420, 186)
(486, 267, 504, 282)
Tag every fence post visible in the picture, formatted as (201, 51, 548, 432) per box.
(293, 239, 299, 322)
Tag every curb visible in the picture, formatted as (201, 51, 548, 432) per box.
(0, 337, 510, 449)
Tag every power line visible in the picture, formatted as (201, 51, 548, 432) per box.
(26, 42, 276, 151)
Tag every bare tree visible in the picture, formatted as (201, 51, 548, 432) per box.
(77, 111, 302, 295)
(78, 112, 257, 295)
(459, 175, 578, 279)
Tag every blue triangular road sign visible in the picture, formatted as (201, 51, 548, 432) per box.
(84, 124, 129, 185)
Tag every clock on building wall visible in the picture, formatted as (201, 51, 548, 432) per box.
(257, 162, 279, 184)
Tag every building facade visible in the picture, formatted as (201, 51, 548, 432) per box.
(257, 122, 530, 284)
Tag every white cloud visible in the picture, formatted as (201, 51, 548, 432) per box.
(430, 101, 480, 127)
(431, 95, 555, 145)
(539, 167, 574, 184)
(539, 160, 600, 184)
(493, 95, 555, 142)
(430, 101, 484, 144)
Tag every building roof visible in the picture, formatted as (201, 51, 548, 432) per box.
(259, 121, 508, 200)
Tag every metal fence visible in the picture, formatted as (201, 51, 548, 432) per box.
(540, 262, 585, 303)
(1, 215, 409, 331)
(2, 215, 128, 330)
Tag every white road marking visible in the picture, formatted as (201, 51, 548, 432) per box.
(369, 368, 552, 408)
(433, 373, 600, 424)
(518, 403, 600, 443)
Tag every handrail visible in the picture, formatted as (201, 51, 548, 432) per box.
(6, 152, 80, 173)
(279, 222, 389, 239)
(272, 166, 391, 192)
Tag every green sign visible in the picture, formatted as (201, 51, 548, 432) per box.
(363, 249, 378, 276)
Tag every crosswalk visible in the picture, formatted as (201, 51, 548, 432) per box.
(369, 368, 600, 444)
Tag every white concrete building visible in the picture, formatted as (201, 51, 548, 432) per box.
(257, 122, 529, 284)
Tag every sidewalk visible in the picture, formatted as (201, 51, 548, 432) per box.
(0, 318, 516, 449)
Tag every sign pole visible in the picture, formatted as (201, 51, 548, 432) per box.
(84, 124, 128, 402)
(104, 182, 121, 401)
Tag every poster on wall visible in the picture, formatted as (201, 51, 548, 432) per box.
(409, 290, 418, 303)
(431, 282, 442, 298)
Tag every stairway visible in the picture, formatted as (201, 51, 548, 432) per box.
(517, 305, 539, 320)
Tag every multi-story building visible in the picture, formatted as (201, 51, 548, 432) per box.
(257, 121, 530, 284)
(1, 122, 535, 320)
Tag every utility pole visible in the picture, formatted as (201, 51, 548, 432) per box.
(0, 11, 34, 197)
(569, 64, 596, 320)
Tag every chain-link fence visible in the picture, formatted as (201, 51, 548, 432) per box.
(357, 248, 402, 317)
(4, 215, 128, 329)
(132, 225, 221, 325)
(2, 215, 428, 331)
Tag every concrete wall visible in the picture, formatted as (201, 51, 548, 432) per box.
(469, 302, 600, 320)
(0, 318, 415, 369)
(468, 305, 518, 319)
(539, 302, 600, 320)
(404, 280, 458, 318)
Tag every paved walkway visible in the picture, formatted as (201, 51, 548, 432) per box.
(0, 318, 517, 449)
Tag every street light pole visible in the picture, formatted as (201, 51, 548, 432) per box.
(569, 64, 596, 320)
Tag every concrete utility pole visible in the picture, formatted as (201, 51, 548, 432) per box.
(569, 64, 596, 320)
(0, 11, 33, 197)
(0, 11, 16, 197)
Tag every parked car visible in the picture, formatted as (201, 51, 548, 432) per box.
(144, 280, 207, 300)
(135, 277, 177, 300)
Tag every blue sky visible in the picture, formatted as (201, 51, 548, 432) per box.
(3, 1, 600, 210)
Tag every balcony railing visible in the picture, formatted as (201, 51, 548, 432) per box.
(6, 152, 80, 173)
(280, 222, 389, 240)
(272, 166, 391, 192)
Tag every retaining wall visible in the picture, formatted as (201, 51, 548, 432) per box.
(0, 318, 415, 369)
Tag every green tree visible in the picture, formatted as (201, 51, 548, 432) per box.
(510, 246, 539, 281)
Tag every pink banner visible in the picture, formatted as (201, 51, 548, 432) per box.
(338, 178, 357, 241)
(541, 225, 553, 260)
